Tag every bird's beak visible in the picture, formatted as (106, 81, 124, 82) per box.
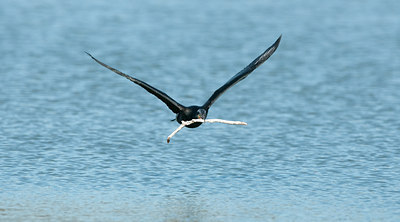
(197, 113, 206, 120)
(197, 109, 207, 120)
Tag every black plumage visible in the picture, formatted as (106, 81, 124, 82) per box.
(86, 35, 281, 128)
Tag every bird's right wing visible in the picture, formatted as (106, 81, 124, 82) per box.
(202, 35, 281, 109)
(86, 52, 185, 114)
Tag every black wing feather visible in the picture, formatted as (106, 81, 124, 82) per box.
(86, 52, 185, 114)
(203, 35, 281, 109)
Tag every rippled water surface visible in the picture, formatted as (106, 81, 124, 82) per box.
(1, 0, 400, 221)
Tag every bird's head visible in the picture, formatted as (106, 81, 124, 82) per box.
(196, 108, 207, 120)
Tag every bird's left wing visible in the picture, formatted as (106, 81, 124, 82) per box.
(86, 52, 185, 114)
(202, 35, 281, 109)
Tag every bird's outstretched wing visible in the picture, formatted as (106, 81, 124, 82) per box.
(86, 52, 185, 114)
(202, 35, 281, 109)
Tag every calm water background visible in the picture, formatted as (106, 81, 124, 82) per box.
(1, 0, 400, 221)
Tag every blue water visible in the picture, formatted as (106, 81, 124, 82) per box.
(1, 0, 400, 221)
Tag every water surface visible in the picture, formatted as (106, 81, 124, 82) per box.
(1, 0, 400, 221)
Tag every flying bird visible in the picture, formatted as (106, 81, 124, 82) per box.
(86, 35, 281, 128)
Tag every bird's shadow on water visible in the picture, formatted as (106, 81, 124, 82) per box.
(160, 192, 210, 222)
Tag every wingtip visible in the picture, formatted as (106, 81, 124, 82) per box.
(84, 51, 94, 58)
(275, 35, 282, 47)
